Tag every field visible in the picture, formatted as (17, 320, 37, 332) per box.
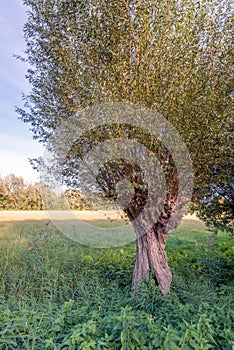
(0, 212, 233, 349)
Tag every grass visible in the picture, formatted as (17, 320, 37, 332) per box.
(0, 216, 233, 349)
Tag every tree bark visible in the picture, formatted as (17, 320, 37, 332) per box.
(132, 225, 172, 296)
(128, 195, 179, 296)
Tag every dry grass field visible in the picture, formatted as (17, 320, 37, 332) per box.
(0, 210, 120, 222)
(0, 209, 200, 223)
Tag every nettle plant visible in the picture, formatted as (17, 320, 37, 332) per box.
(18, 0, 233, 295)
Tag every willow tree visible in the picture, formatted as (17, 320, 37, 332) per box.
(18, 0, 233, 295)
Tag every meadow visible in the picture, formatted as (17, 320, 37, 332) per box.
(0, 213, 233, 349)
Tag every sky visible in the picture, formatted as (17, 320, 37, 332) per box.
(0, 0, 44, 183)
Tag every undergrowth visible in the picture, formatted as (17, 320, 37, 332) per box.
(0, 221, 233, 349)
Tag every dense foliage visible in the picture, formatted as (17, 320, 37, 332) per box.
(0, 174, 87, 210)
(17, 0, 233, 233)
(0, 174, 44, 210)
(0, 220, 233, 349)
(193, 177, 234, 235)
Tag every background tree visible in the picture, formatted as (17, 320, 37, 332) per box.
(18, 0, 233, 294)
(0, 174, 27, 210)
(23, 182, 45, 210)
(0, 174, 87, 211)
(64, 189, 89, 210)
(192, 158, 233, 235)
(0, 175, 53, 210)
(0, 176, 9, 210)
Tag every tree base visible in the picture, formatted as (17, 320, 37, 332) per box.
(132, 226, 172, 296)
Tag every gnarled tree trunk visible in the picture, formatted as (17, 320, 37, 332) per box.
(97, 157, 180, 295)
(128, 195, 179, 296)
(132, 226, 172, 296)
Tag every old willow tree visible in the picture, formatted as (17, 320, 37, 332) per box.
(18, 0, 233, 295)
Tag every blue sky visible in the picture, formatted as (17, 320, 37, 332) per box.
(0, 0, 44, 183)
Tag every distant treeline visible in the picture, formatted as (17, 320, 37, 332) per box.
(0, 174, 88, 210)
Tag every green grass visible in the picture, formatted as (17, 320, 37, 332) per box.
(0, 219, 233, 349)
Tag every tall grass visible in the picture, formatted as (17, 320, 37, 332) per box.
(0, 219, 233, 349)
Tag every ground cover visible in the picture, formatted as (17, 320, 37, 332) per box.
(0, 214, 233, 349)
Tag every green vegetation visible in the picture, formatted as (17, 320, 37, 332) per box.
(0, 174, 87, 211)
(0, 174, 43, 210)
(0, 219, 233, 349)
